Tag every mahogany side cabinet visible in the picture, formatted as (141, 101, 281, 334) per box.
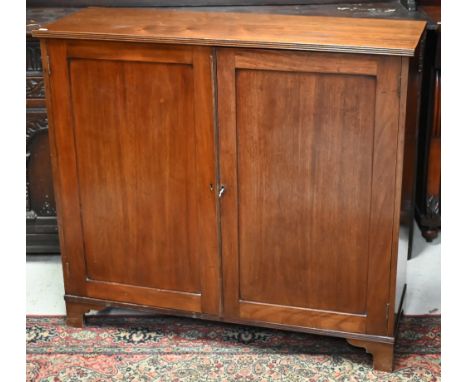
(33, 8, 425, 372)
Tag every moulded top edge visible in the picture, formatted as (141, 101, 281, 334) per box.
(31, 7, 427, 57)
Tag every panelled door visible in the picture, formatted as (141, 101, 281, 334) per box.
(45, 40, 220, 315)
(217, 48, 402, 335)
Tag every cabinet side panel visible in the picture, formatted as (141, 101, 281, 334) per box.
(389, 54, 422, 334)
(389, 57, 409, 335)
(365, 56, 402, 335)
(40, 39, 88, 295)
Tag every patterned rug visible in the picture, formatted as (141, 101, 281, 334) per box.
(27, 314, 440, 381)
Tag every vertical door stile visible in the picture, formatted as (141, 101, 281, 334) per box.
(217, 49, 241, 318)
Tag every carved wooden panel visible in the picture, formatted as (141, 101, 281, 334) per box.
(26, 33, 59, 253)
(26, 110, 56, 219)
(26, 39, 43, 74)
(27, 77, 45, 99)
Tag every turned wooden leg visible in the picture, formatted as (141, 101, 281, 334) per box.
(65, 300, 103, 328)
(421, 228, 439, 242)
(346, 338, 394, 372)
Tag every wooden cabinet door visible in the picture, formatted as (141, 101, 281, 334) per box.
(44, 40, 220, 315)
(217, 48, 403, 335)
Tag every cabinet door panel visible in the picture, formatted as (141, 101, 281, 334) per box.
(70, 59, 200, 293)
(217, 48, 402, 335)
(44, 41, 219, 315)
(236, 69, 375, 314)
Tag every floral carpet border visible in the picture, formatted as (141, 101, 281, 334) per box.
(26, 315, 440, 382)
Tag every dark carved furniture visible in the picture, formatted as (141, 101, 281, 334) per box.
(27, 8, 80, 253)
(415, 4, 441, 242)
(34, 8, 425, 371)
(27, 16, 55, 253)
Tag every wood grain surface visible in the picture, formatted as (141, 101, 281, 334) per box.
(217, 48, 403, 336)
(32, 7, 426, 56)
(235, 68, 375, 314)
(71, 57, 203, 292)
(35, 9, 422, 368)
(42, 40, 220, 315)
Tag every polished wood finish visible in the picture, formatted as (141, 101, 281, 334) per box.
(65, 294, 395, 344)
(69, 48, 199, 294)
(399, 41, 423, 260)
(347, 338, 394, 372)
(217, 48, 403, 338)
(42, 39, 220, 315)
(25, 2, 433, 255)
(65, 300, 105, 328)
(35, 8, 425, 372)
(33, 8, 425, 56)
(388, 56, 412, 330)
(25, 2, 434, 254)
(239, 302, 367, 333)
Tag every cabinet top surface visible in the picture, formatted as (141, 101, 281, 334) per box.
(32, 7, 426, 56)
